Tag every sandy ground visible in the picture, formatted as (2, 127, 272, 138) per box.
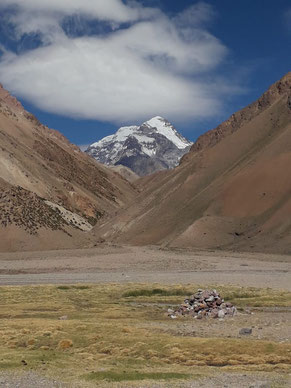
(0, 245, 290, 289)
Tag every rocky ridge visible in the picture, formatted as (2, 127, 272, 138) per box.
(0, 83, 24, 112)
(182, 72, 291, 163)
(86, 116, 192, 176)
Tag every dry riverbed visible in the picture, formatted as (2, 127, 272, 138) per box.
(0, 245, 290, 289)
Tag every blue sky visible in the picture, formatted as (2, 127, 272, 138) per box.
(0, 0, 290, 149)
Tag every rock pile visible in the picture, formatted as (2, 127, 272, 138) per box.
(169, 289, 237, 319)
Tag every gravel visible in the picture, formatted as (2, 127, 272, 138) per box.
(0, 372, 289, 388)
(0, 372, 70, 388)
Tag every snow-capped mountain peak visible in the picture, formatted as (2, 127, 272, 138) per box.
(143, 116, 192, 149)
(86, 117, 192, 176)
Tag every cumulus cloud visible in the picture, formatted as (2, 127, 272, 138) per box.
(0, 0, 238, 124)
(0, 0, 152, 23)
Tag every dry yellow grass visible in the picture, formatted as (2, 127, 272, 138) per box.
(0, 283, 290, 385)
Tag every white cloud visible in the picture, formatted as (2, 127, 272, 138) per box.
(174, 2, 216, 28)
(0, 0, 152, 23)
(112, 20, 226, 74)
(0, 1, 239, 124)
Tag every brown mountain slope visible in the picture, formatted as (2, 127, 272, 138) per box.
(181, 72, 291, 160)
(94, 72, 291, 254)
(0, 84, 137, 251)
(109, 165, 140, 183)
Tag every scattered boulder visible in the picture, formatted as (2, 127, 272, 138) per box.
(239, 328, 252, 335)
(169, 289, 237, 319)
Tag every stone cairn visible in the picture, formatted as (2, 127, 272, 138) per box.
(168, 289, 237, 319)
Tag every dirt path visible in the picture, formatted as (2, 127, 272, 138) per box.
(0, 245, 290, 289)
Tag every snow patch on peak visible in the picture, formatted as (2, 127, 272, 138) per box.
(145, 116, 166, 127)
(118, 125, 139, 132)
(144, 116, 191, 150)
(115, 125, 139, 142)
(91, 134, 114, 148)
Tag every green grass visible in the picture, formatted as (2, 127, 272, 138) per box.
(121, 285, 291, 308)
(85, 371, 190, 382)
(122, 288, 188, 298)
(56, 285, 91, 290)
(0, 283, 290, 385)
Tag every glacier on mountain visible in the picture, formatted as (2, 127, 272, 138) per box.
(86, 116, 192, 176)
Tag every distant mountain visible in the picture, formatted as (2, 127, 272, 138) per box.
(86, 116, 192, 176)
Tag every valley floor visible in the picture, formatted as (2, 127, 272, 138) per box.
(0, 245, 290, 289)
(0, 246, 290, 387)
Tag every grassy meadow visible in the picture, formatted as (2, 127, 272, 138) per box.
(0, 283, 290, 386)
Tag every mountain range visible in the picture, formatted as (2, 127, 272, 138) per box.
(86, 116, 192, 176)
(0, 72, 290, 253)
